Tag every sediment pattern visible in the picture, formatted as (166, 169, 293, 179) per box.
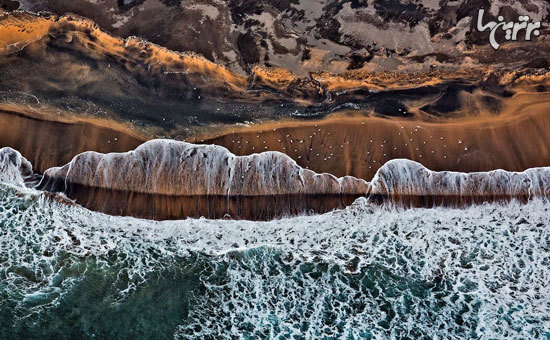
(1, 10, 549, 136)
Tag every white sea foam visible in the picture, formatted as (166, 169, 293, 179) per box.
(36, 140, 550, 202)
(2, 144, 550, 338)
(40, 139, 368, 196)
(0, 147, 32, 187)
(371, 158, 550, 197)
(1, 183, 550, 339)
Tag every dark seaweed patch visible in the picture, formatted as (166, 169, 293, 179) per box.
(525, 58, 550, 70)
(535, 85, 547, 93)
(159, 0, 181, 7)
(347, 53, 373, 70)
(480, 74, 514, 98)
(420, 84, 464, 116)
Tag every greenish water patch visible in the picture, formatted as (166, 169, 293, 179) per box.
(1, 186, 550, 339)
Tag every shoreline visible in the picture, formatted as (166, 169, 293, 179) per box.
(2, 86, 550, 179)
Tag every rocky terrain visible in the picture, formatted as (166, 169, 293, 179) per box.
(4, 0, 549, 75)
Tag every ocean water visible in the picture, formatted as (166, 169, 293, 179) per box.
(1, 184, 550, 339)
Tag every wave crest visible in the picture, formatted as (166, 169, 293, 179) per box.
(0, 147, 32, 187)
(39, 139, 369, 196)
(370, 158, 550, 198)
(2, 140, 550, 219)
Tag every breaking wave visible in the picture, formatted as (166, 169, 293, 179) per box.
(28, 139, 550, 219)
(0, 147, 33, 186)
(36, 139, 550, 201)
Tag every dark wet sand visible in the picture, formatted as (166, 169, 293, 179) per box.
(0, 107, 145, 172)
(41, 182, 361, 220)
(43, 182, 536, 221)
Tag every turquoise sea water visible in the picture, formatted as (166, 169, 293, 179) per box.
(1, 185, 550, 339)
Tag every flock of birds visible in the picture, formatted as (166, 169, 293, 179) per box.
(179, 122, 472, 174)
